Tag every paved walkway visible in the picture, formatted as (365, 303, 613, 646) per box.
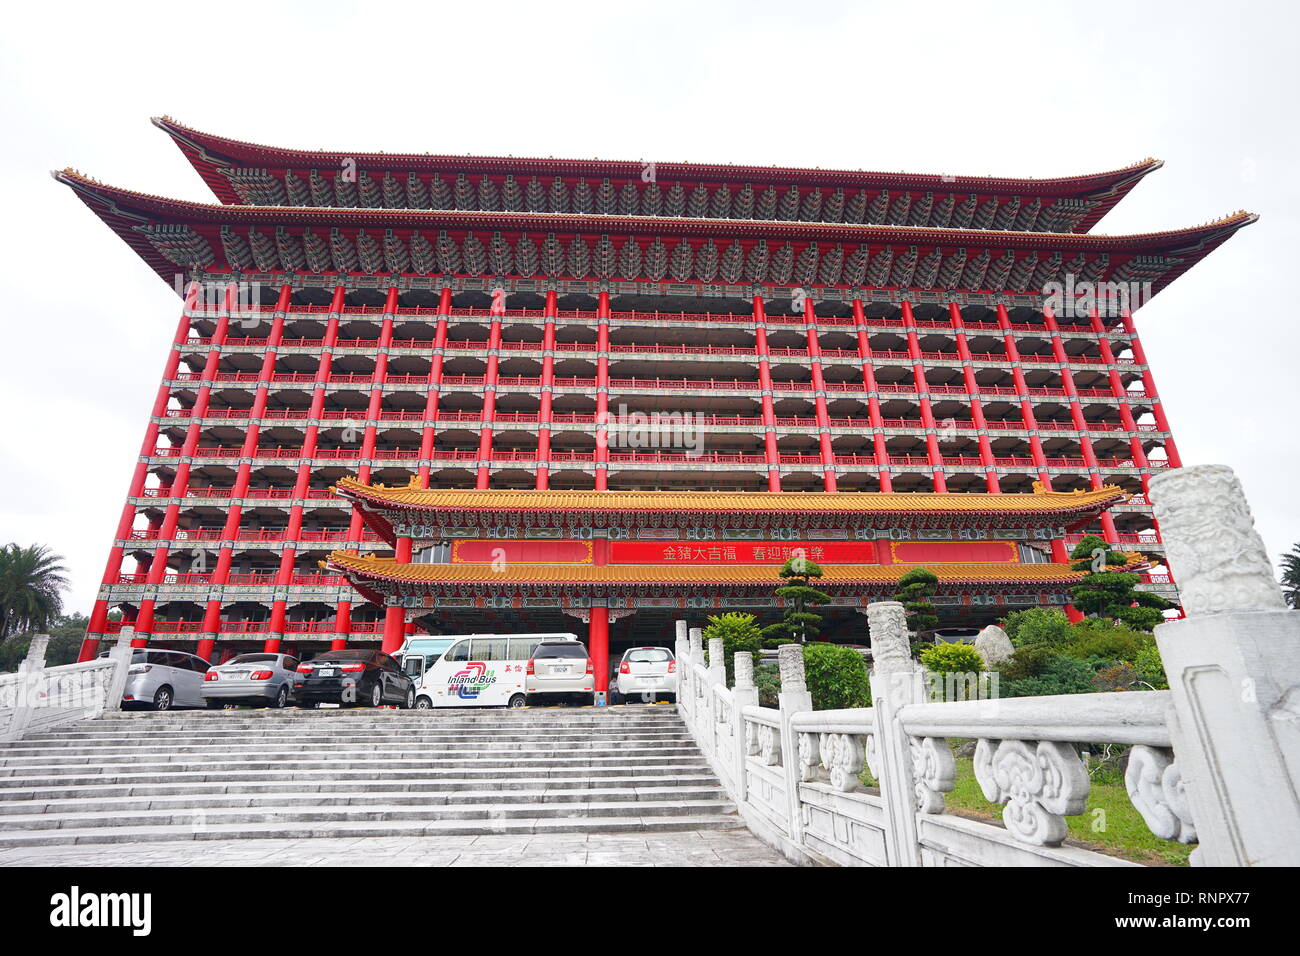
(0, 828, 791, 867)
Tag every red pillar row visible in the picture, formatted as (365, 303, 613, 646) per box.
(948, 303, 1000, 493)
(851, 298, 892, 492)
(81, 284, 204, 661)
(901, 301, 946, 492)
(996, 304, 1052, 489)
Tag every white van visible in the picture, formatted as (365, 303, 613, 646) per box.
(398, 632, 580, 709)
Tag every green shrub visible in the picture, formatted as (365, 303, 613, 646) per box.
(1057, 622, 1152, 664)
(753, 661, 780, 708)
(1004, 655, 1097, 697)
(701, 612, 764, 685)
(801, 643, 870, 711)
(1133, 644, 1169, 690)
(919, 641, 985, 676)
(893, 567, 939, 639)
(1000, 607, 1073, 648)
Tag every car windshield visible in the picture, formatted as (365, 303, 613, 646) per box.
(534, 643, 587, 659)
(227, 654, 278, 665)
(625, 649, 672, 663)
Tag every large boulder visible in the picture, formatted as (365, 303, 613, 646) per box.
(974, 624, 1014, 669)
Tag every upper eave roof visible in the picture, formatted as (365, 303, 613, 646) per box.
(154, 116, 1161, 233)
(333, 476, 1127, 519)
(52, 168, 1257, 295)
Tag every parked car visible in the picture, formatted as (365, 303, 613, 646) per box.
(202, 652, 299, 709)
(525, 638, 594, 704)
(293, 649, 416, 709)
(99, 648, 210, 711)
(616, 646, 677, 703)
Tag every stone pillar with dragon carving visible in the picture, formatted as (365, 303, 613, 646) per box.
(868, 601, 928, 867)
(733, 651, 758, 802)
(1150, 464, 1300, 866)
(777, 644, 813, 844)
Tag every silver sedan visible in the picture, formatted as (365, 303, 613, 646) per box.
(200, 652, 299, 709)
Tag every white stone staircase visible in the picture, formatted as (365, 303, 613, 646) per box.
(0, 706, 742, 848)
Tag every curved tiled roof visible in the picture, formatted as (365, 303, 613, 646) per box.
(153, 116, 1163, 233)
(325, 551, 1110, 586)
(332, 476, 1127, 517)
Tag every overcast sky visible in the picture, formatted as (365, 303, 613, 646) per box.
(1, 0, 1296, 614)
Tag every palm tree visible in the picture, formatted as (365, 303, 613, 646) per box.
(0, 544, 69, 640)
(1282, 543, 1300, 610)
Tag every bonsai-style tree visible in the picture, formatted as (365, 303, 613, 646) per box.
(893, 567, 939, 642)
(761, 554, 831, 645)
(1068, 535, 1170, 632)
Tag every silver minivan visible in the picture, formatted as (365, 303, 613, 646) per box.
(102, 648, 210, 710)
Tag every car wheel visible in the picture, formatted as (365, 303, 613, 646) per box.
(272, 685, 288, 709)
(370, 683, 383, 708)
(403, 687, 415, 710)
(152, 686, 174, 711)
(507, 694, 526, 709)
(415, 695, 433, 710)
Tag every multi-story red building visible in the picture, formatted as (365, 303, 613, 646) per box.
(60, 118, 1253, 679)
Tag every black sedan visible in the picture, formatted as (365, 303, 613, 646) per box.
(293, 650, 416, 709)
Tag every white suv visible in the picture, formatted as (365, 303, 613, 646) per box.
(101, 648, 210, 710)
(617, 646, 677, 703)
(525, 639, 594, 704)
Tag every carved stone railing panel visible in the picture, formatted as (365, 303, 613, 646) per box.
(973, 738, 1090, 846)
(1125, 745, 1197, 844)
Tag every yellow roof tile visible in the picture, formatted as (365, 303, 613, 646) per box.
(332, 476, 1126, 516)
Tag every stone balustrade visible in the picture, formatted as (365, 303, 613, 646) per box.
(675, 463, 1300, 867)
(0, 632, 133, 741)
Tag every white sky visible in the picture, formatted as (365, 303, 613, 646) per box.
(1, 0, 1296, 613)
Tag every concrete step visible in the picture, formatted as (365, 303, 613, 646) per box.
(0, 742, 699, 762)
(0, 706, 743, 847)
(0, 776, 725, 803)
(0, 797, 734, 832)
(0, 784, 728, 816)
(0, 813, 744, 848)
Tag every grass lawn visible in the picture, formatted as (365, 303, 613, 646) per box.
(859, 748, 1194, 866)
(943, 754, 1193, 866)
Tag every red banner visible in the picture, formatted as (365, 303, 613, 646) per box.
(451, 539, 593, 564)
(608, 540, 878, 565)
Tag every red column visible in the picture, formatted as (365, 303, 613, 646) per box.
(417, 287, 452, 488)
(1120, 310, 1182, 467)
(536, 290, 558, 489)
(382, 535, 413, 654)
(594, 292, 611, 491)
(82, 283, 201, 660)
(753, 296, 781, 492)
(997, 305, 1052, 489)
(852, 299, 892, 492)
(949, 303, 1000, 493)
(804, 297, 837, 492)
(590, 606, 610, 694)
(902, 301, 946, 492)
(476, 294, 503, 489)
